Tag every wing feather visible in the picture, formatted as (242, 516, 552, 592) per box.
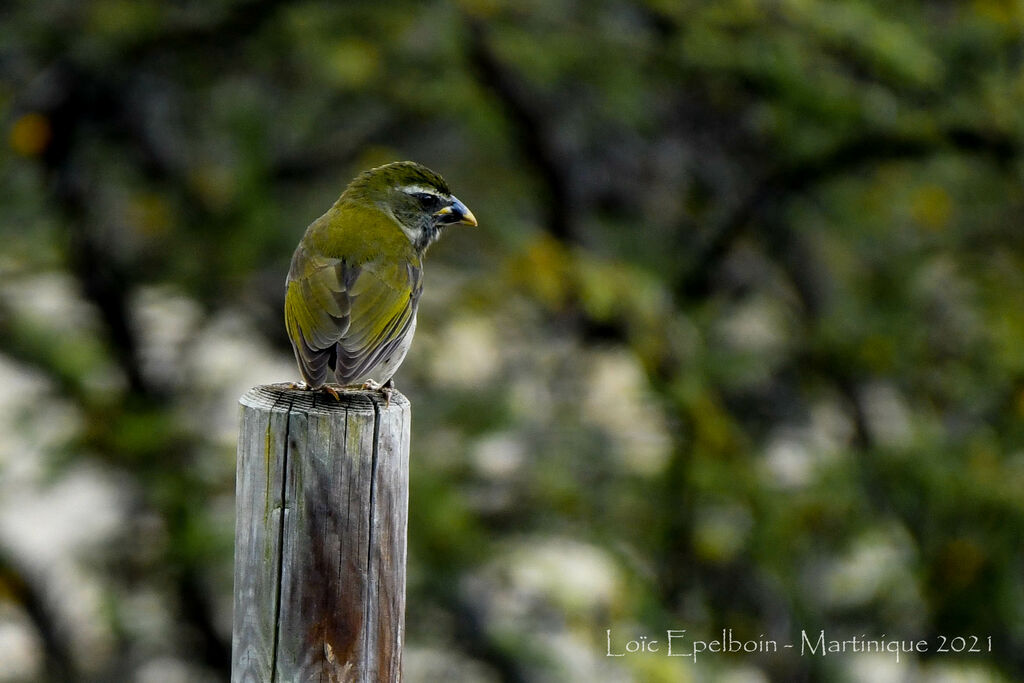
(334, 260, 420, 384)
(285, 246, 421, 388)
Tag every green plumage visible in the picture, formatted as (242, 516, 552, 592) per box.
(284, 161, 476, 389)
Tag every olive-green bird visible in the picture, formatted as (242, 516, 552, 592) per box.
(284, 161, 477, 395)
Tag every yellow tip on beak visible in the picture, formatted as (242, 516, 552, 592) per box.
(435, 196, 477, 227)
(459, 206, 478, 227)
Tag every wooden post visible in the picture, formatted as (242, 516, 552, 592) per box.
(231, 384, 410, 683)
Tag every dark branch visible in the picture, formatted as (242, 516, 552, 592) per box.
(122, 0, 288, 62)
(676, 129, 1019, 301)
(0, 549, 76, 682)
(464, 18, 577, 244)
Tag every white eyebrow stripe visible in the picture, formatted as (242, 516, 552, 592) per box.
(400, 185, 449, 198)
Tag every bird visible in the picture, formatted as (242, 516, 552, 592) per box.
(284, 161, 477, 399)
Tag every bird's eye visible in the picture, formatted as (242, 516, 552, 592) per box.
(411, 192, 439, 209)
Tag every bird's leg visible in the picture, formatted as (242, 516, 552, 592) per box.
(381, 379, 395, 409)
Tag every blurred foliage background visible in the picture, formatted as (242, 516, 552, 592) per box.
(1, 0, 1023, 681)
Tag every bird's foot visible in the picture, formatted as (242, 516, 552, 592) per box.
(284, 381, 342, 400)
(360, 379, 395, 408)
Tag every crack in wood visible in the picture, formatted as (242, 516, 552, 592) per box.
(269, 396, 294, 681)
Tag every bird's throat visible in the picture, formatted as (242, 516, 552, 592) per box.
(414, 223, 442, 252)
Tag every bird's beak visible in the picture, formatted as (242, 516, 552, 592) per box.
(435, 196, 477, 227)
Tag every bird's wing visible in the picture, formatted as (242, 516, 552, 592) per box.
(284, 249, 351, 387)
(285, 248, 421, 387)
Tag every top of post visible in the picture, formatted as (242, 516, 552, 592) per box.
(240, 383, 409, 415)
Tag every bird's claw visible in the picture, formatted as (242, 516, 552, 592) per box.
(285, 381, 343, 400)
(360, 379, 395, 408)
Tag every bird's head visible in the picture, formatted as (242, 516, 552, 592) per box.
(343, 161, 477, 251)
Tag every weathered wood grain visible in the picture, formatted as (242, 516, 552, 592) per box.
(232, 384, 411, 683)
